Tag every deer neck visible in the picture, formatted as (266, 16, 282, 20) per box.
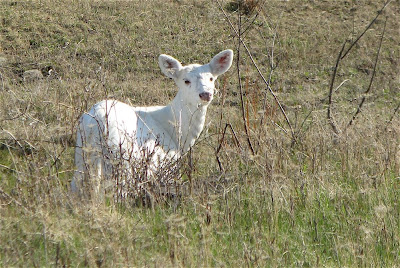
(152, 91, 208, 154)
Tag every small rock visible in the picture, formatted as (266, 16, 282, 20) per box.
(0, 57, 7, 67)
(23, 69, 43, 82)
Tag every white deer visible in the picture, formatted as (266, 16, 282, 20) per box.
(71, 49, 233, 198)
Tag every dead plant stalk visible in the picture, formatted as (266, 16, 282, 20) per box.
(236, 10, 255, 155)
(216, 0, 295, 141)
(345, 17, 387, 131)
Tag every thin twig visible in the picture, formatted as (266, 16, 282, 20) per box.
(241, 13, 259, 37)
(345, 17, 387, 131)
(260, 27, 278, 127)
(333, 79, 350, 94)
(320, 79, 350, 103)
(216, 123, 242, 172)
(0, 163, 17, 173)
(0, 187, 32, 214)
(216, 123, 242, 155)
(0, 71, 4, 91)
(217, 76, 228, 146)
(236, 9, 255, 155)
(341, 0, 392, 60)
(293, 109, 313, 143)
(386, 101, 400, 129)
(1, 128, 25, 150)
(327, 41, 347, 135)
(216, 0, 295, 139)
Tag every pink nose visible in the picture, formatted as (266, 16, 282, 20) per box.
(199, 92, 212, 102)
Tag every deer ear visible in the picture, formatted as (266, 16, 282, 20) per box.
(209, 49, 233, 76)
(159, 54, 183, 79)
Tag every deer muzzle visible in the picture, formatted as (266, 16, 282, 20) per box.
(199, 92, 212, 102)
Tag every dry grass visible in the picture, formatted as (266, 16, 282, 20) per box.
(1, 0, 399, 266)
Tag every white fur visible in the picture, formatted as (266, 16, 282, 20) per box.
(71, 50, 233, 196)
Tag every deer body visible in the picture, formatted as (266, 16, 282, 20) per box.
(72, 50, 233, 196)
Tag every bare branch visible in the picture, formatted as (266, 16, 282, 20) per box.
(327, 41, 347, 135)
(341, 0, 392, 60)
(236, 10, 255, 155)
(260, 27, 278, 127)
(216, 0, 295, 140)
(386, 101, 400, 128)
(215, 123, 242, 172)
(345, 17, 387, 130)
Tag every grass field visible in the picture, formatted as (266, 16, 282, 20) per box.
(0, 0, 399, 266)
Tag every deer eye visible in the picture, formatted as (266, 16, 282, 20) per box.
(210, 77, 213, 82)
(184, 80, 191, 85)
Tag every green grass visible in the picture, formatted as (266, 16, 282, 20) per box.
(1, 0, 399, 266)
